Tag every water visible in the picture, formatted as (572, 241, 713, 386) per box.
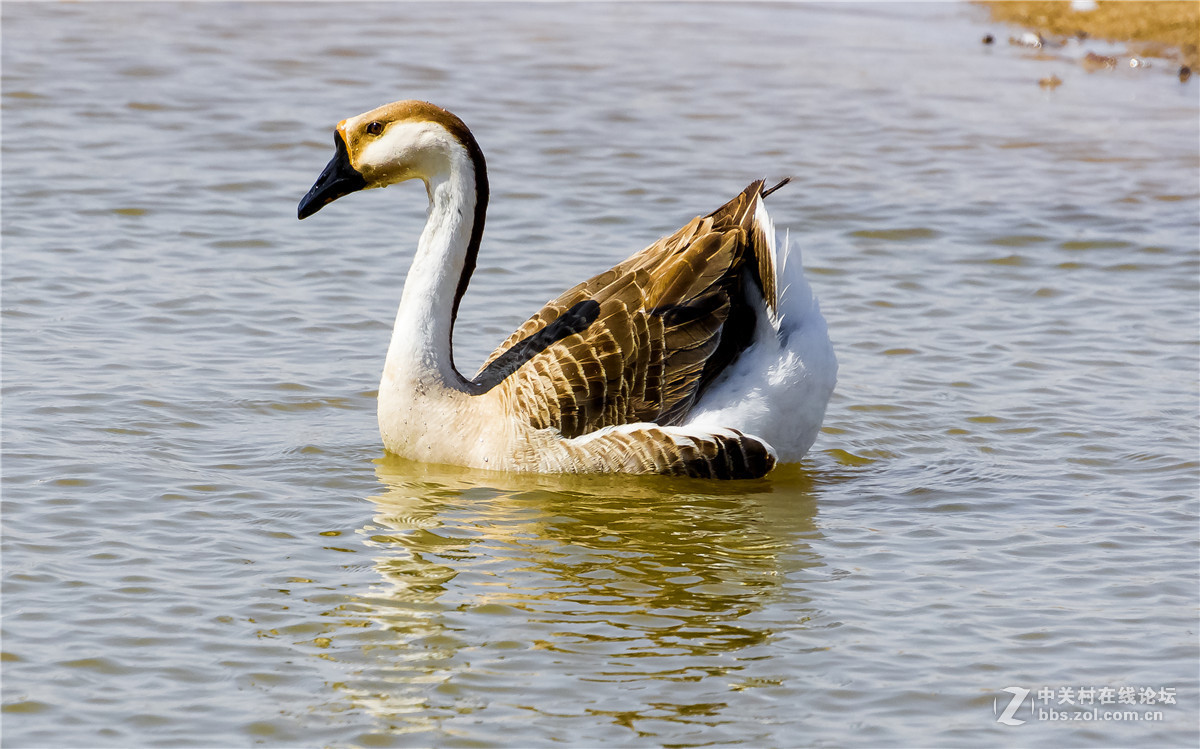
(3, 2, 1197, 747)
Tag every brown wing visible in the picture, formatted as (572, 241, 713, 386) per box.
(476, 180, 779, 439)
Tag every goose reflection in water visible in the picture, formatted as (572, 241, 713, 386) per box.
(315, 456, 825, 741)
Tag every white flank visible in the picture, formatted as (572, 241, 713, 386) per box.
(684, 202, 838, 463)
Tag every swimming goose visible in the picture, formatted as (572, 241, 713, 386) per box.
(298, 100, 836, 479)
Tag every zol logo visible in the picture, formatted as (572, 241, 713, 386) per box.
(995, 686, 1030, 726)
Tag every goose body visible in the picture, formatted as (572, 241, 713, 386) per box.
(299, 100, 836, 479)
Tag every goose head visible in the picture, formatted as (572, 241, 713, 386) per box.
(297, 99, 483, 220)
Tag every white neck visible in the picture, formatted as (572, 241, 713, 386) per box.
(384, 147, 478, 389)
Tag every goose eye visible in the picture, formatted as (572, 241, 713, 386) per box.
(366, 121, 384, 136)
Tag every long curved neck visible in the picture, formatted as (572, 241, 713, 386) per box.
(385, 136, 489, 389)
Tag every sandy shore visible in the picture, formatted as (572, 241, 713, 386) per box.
(980, 1, 1198, 68)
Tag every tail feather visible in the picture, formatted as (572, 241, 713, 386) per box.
(751, 187, 780, 324)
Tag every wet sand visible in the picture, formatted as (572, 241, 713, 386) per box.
(981, 0, 1198, 68)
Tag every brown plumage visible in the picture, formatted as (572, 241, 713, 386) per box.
(556, 424, 777, 479)
(473, 180, 781, 477)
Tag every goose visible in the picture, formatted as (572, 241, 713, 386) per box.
(298, 100, 836, 479)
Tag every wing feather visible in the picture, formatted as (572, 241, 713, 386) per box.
(558, 425, 777, 479)
(477, 180, 781, 441)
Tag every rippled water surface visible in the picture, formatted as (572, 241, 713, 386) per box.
(3, 3, 1198, 747)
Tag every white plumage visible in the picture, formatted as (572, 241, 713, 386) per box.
(684, 215, 836, 463)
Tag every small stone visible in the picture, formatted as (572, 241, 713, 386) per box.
(1083, 52, 1117, 71)
(1010, 32, 1044, 49)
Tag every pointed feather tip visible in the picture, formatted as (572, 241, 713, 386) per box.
(760, 177, 791, 199)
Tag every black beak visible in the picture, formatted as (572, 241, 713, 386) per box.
(297, 132, 367, 219)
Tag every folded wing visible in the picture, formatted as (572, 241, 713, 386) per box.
(474, 180, 780, 443)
